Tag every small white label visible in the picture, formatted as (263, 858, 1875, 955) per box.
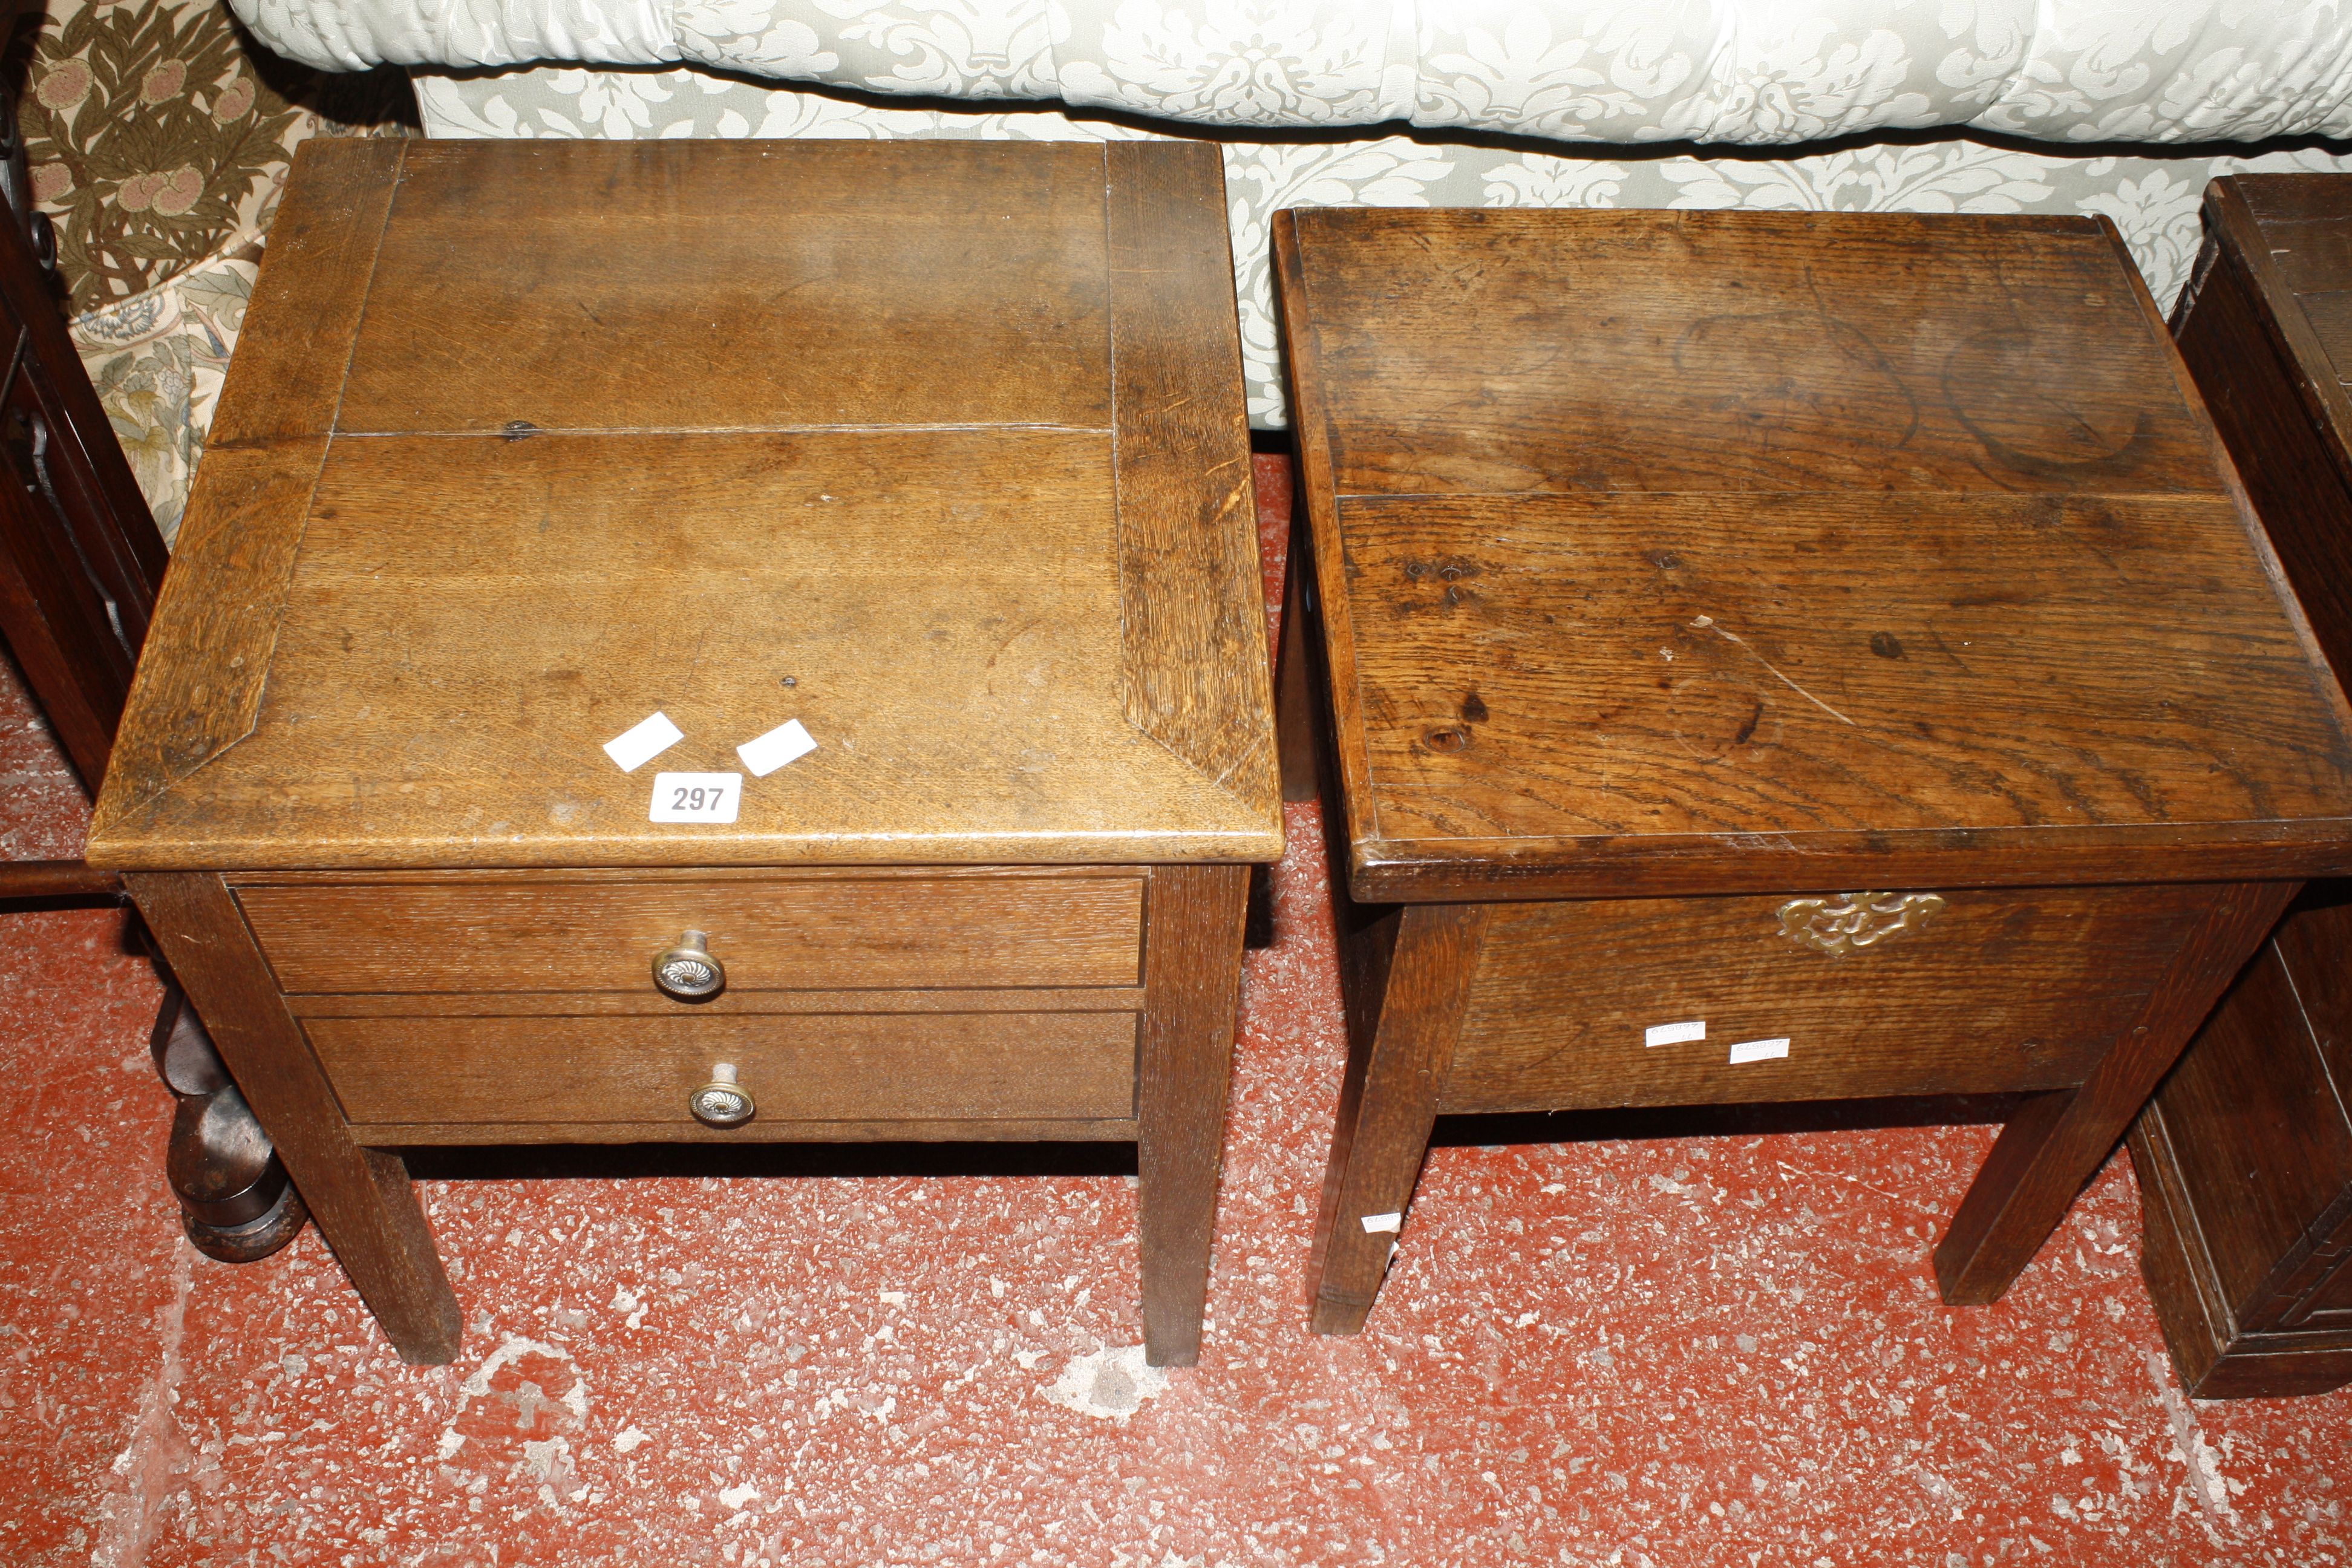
(737, 718, 817, 778)
(649, 772, 741, 823)
(1645, 1021, 1706, 1048)
(1728, 1037, 1791, 1065)
(1360, 1211, 1402, 1234)
(603, 711, 684, 773)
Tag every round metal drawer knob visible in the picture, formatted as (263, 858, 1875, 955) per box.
(653, 929, 725, 1000)
(690, 1062, 754, 1128)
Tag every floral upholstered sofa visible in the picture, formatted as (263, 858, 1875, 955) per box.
(103, 1, 2352, 431)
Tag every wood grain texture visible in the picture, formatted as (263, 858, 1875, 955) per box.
(2227, 177, 2352, 482)
(0, 860, 120, 900)
(1307, 903, 1486, 1336)
(2183, 182, 2352, 701)
(94, 442, 328, 832)
(307, 1010, 1139, 1127)
(345, 1116, 1140, 1146)
(1135, 863, 1248, 1366)
(122, 872, 460, 1364)
(206, 138, 403, 446)
(2148, 921, 2352, 1333)
(1935, 880, 2296, 1304)
(1284, 207, 2224, 498)
(91, 431, 1274, 869)
(1326, 489, 2352, 900)
(1277, 205, 2352, 905)
(1106, 142, 1278, 820)
(338, 140, 1111, 434)
(2122, 174, 2352, 1397)
(88, 140, 1280, 872)
(285, 987, 1147, 1019)
(1445, 883, 2217, 1112)
(237, 875, 1143, 994)
(2132, 1091, 2352, 1399)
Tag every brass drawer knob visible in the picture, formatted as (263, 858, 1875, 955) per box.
(690, 1062, 754, 1128)
(653, 929, 725, 999)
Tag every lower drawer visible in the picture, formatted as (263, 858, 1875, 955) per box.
(308, 1011, 1138, 1132)
(1442, 881, 2223, 1112)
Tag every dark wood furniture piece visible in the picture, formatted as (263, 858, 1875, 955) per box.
(0, 82, 158, 809)
(85, 138, 1281, 1368)
(0, 45, 309, 1263)
(2134, 174, 2352, 1397)
(1273, 206, 2352, 1336)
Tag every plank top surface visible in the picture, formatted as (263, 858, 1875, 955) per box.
(1276, 206, 2352, 901)
(89, 139, 1279, 870)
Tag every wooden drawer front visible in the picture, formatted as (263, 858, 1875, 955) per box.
(2282, 1241, 2352, 1330)
(238, 875, 1143, 995)
(1442, 883, 2221, 1114)
(309, 1011, 1138, 1128)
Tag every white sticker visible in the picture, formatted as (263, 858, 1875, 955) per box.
(1728, 1037, 1791, 1065)
(649, 772, 741, 823)
(1645, 1020, 1706, 1048)
(603, 711, 683, 773)
(737, 718, 817, 778)
(1360, 1211, 1402, 1234)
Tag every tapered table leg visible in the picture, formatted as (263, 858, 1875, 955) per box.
(1935, 880, 2294, 1305)
(125, 872, 462, 1364)
(1307, 902, 1487, 1335)
(1136, 863, 1250, 1367)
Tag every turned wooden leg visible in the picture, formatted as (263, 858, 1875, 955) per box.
(151, 986, 309, 1262)
(1935, 880, 2295, 1305)
(1307, 902, 1488, 1336)
(124, 873, 462, 1364)
(1136, 863, 1250, 1367)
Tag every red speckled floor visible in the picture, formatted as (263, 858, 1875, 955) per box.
(5, 457, 2351, 1567)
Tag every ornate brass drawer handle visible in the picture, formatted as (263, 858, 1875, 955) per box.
(653, 929, 725, 999)
(1776, 892, 1947, 956)
(690, 1062, 755, 1128)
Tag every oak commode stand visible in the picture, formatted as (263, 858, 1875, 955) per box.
(85, 138, 1281, 1368)
(1272, 206, 2352, 1335)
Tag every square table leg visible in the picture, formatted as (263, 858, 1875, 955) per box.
(1137, 863, 1250, 1366)
(1307, 902, 1488, 1335)
(1935, 878, 2298, 1304)
(124, 872, 463, 1365)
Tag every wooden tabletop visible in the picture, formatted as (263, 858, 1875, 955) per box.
(88, 139, 1280, 871)
(1276, 207, 2352, 902)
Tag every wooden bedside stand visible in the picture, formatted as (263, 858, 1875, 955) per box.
(85, 139, 1280, 1368)
(1272, 206, 2352, 1336)
(2132, 174, 2352, 1397)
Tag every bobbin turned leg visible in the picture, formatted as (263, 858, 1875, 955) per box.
(151, 986, 309, 1261)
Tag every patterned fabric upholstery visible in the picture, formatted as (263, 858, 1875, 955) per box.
(235, 0, 2352, 146)
(17, 0, 410, 542)
(409, 65, 2352, 427)
(217, 1, 2352, 425)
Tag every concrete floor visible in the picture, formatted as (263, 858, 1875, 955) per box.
(4, 460, 2349, 1567)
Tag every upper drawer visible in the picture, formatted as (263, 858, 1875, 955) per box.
(235, 874, 1144, 995)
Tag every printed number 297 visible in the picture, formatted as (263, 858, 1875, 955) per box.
(648, 772, 741, 824)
